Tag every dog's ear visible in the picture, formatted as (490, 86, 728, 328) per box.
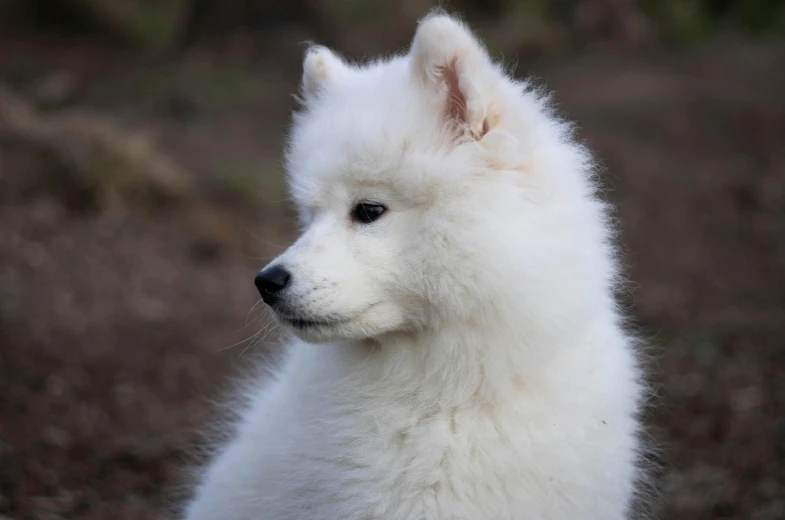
(300, 45, 349, 103)
(410, 13, 497, 139)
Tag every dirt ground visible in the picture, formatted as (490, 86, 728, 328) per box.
(0, 34, 784, 520)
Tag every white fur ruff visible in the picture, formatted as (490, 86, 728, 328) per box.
(185, 13, 646, 520)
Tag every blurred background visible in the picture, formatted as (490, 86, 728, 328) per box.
(0, 1, 783, 519)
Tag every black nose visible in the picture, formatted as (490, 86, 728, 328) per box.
(254, 265, 291, 305)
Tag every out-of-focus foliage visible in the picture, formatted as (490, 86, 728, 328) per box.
(7, 0, 185, 51)
(0, 85, 193, 209)
(643, 0, 785, 43)
(0, 85, 260, 257)
(1, 0, 783, 57)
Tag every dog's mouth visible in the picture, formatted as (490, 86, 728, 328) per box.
(274, 311, 345, 329)
(272, 301, 381, 332)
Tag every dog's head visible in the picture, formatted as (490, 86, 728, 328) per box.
(256, 14, 612, 344)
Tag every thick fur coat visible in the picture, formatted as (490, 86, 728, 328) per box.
(185, 13, 646, 520)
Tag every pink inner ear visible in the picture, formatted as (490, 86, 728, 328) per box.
(440, 62, 488, 140)
(442, 63, 466, 125)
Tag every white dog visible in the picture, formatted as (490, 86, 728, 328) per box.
(185, 13, 647, 520)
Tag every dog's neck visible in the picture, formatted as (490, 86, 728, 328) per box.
(341, 306, 612, 411)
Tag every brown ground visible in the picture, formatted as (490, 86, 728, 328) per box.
(0, 35, 784, 520)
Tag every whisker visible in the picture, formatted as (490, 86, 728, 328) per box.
(242, 224, 289, 252)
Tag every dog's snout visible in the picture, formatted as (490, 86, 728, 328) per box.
(255, 265, 291, 305)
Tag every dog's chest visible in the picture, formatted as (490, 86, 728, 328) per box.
(296, 405, 539, 519)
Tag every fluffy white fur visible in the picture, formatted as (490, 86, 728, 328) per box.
(185, 13, 645, 520)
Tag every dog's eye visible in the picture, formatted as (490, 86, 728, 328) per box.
(351, 202, 386, 224)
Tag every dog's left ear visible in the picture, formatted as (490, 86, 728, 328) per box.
(410, 14, 498, 139)
(300, 45, 349, 103)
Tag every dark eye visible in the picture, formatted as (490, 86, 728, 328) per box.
(351, 202, 386, 224)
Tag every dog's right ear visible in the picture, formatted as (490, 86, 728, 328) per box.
(300, 45, 348, 103)
(410, 14, 499, 140)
